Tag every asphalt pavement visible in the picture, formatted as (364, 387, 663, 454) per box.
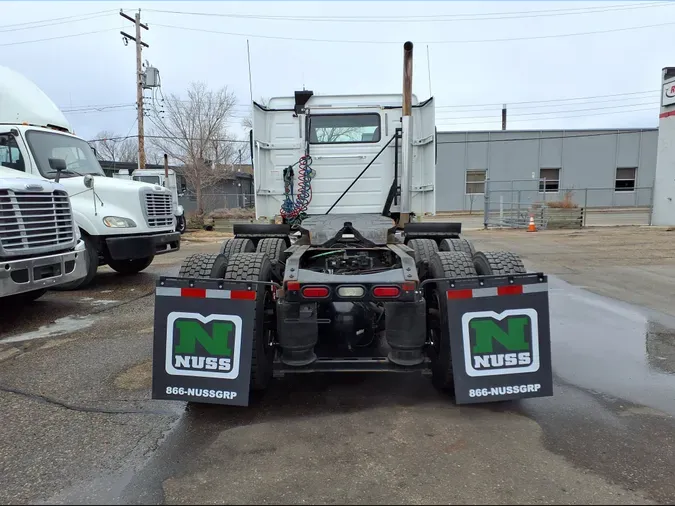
(0, 231, 673, 505)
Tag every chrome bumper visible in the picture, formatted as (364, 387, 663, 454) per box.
(0, 240, 87, 298)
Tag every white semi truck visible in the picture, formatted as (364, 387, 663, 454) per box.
(0, 66, 181, 289)
(150, 42, 554, 408)
(0, 167, 87, 302)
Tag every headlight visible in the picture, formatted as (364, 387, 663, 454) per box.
(103, 216, 137, 228)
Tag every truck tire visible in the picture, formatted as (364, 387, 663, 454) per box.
(224, 253, 275, 392)
(208, 253, 230, 279)
(256, 237, 287, 263)
(108, 256, 154, 275)
(176, 215, 186, 234)
(52, 233, 98, 291)
(426, 251, 478, 391)
(473, 251, 526, 276)
(178, 253, 220, 278)
(407, 238, 439, 278)
(440, 238, 475, 256)
(220, 238, 255, 256)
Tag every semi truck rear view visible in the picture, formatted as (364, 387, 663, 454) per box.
(151, 41, 553, 406)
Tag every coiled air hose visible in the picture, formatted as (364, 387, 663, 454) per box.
(280, 154, 315, 225)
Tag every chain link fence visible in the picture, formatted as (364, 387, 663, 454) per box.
(179, 193, 256, 217)
(483, 179, 653, 229)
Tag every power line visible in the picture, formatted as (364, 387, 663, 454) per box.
(435, 90, 660, 110)
(0, 12, 115, 33)
(145, 2, 673, 23)
(0, 27, 120, 47)
(89, 134, 250, 143)
(438, 101, 659, 121)
(94, 129, 655, 147)
(0, 9, 115, 30)
(435, 129, 654, 145)
(62, 103, 137, 113)
(441, 106, 657, 126)
(63, 90, 658, 116)
(151, 20, 675, 45)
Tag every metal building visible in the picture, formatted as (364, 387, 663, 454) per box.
(435, 128, 657, 212)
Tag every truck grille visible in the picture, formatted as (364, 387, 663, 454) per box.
(143, 191, 173, 228)
(0, 189, 75, 257)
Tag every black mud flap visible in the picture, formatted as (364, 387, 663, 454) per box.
(445, 273, 553, 405)
(151, 277, 257, 407)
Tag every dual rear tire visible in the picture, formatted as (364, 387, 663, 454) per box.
(425, 246, 526, 392)
(178, 238, 287, 395)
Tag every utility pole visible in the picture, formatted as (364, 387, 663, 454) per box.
(120, 9, 149, 171)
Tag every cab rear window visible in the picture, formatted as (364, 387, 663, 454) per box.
(309, 114, 381, 144)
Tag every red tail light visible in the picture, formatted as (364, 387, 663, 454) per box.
(286, 281, 300, 291)
(302, 286, 329, 298)
(402, 282, 416, 291)
(373, 286, 401, 298)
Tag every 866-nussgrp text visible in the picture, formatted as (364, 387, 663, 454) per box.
(166, 386, 238, 400)
(469, 384, 541, 398)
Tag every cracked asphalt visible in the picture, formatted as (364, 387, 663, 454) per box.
(1, 228, 674, 505)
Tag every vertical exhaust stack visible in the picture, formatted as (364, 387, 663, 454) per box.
(400, 41, 414, 222)
(402, 41, 413, 117)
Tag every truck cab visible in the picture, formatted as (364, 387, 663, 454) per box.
(252, 91, 436, 222)
(0, 65, 181, 289)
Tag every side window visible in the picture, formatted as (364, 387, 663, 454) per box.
(0, 134, 26, 172)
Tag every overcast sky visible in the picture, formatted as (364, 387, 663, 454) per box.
(1, 1, 670, 143)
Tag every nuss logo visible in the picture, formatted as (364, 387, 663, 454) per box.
(165, 312, 242, 379)
(461, 309, 540, 377)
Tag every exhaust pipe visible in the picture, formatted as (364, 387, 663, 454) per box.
(403, 41, 413, 117)
(399, 41, 414, 221)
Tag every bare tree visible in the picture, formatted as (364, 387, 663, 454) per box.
(91, 131, 138, 163)
(241, 97, 268, 130)
(148, 81, 238, 214)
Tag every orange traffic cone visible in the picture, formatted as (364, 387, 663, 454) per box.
(527, 215, 537, 232)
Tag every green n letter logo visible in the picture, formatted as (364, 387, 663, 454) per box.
(174, 320, 234, 357)
(470, 316, 530, 354)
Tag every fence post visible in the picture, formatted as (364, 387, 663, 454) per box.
(483, 178, 490, 229)
(543, 178, 547, 202)
(583, 188, 588, 227)
(499, 195, 504, 224)
(517, 189, 521, 226)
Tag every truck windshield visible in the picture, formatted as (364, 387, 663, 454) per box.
(25, 130, 105, 179)
(134, 175, 161, 185)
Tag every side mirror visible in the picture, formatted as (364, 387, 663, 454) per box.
(49, 158, 67, 182)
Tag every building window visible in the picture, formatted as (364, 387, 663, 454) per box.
(465, 169, 487, 194)
(539, 168, 560, 193)
(615, 167, 637, 192)
(309, 113, 381, 144)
